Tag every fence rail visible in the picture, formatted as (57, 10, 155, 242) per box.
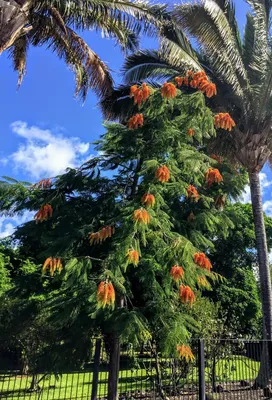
(0, 340, 270, 400)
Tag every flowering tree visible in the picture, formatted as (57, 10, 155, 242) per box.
(111, 5, 272, 383)
(0, 74, 246, 399)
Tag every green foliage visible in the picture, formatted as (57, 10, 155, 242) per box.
(0, 250, 12, 296)
(0, 86, 248, 363)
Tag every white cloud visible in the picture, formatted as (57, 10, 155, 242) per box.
(260, 172, 272, 189)
(0, 222, 15, 239)
(263, 200, 272, 217)
(0, 158, 8, 166)
(240, 184, 251, 204)
(8, 121, 91, 179)
(0, 211, 35, 239)
(239, 172, 272, 204)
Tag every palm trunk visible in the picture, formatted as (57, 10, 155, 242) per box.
(0, 0, 31, 54)
(249, 171, 272, 387)
(249, 171, 272, 339)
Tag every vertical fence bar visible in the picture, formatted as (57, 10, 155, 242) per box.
(198, 339, 205, 400)
(91, 339, 102, 400)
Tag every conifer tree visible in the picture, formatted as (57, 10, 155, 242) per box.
(0, 72, 247, 400)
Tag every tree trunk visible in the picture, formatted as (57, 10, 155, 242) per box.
(153, 346, 166, 399)
(28, 374, 39, 392)
(107, 335, 121, 400)
(91, 339, 102, 400)
(211, 355, 216, 393)
(107, 297, 124, 400)
(21, 358, 29, 375)
(0, 0, 31, 54)
(249, 172, 272, 387)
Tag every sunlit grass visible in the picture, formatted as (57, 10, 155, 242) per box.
(0, 355, 260, 399)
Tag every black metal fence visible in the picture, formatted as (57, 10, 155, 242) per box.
(0, 339, 269, 400)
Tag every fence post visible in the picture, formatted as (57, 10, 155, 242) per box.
(91, 338, 102, 400)
(198, 339, 205, 400)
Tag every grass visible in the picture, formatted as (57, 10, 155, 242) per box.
(0, 367, 154, 400)
(207, 355, 260, 382)
(0, 356, 260, 400)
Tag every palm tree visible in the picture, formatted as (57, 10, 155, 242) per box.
(101, 0, 272, 380)
(0, 0, 166, 100)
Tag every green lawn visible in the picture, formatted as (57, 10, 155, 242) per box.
(0, 367, 156, 400)
(0, 356, 260, 400)
(206, 355, 260, 382)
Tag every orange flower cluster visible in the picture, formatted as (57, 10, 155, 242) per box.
(175, 71, 217, 98)
(198, 80, 217, 98)
(127, 249, 140, 266)
(214, 194, 226, 209)
(170, 265, 184, 281)
(187, 128, 195, 137)
(155, 165, 170, 183)
(141, 193, 155, 207)
(179, 285, 196, 307)
(133, 208, 150, 224)
(211, 154, 223, 164)
(175, 76, 185, 87)
(205, 168, 223, 187)
(186, 185, 199, 202)
(128, 113, 144, 129)
(197, 275, 209, 288)
(194, 253, 212, 272)
(161, 82, 177, 99)
(35, 178, 52, 189)
(35, 204, 53, 223)
(214, 113, 235, 131)
(97, 281, 115, 307)
(176, 345, 195, 362)
(89, 226, 115, 245)
(42, 257, 62, 276)
(130, 83, 151, 107)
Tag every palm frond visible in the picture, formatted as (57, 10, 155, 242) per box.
(99, 84, 133, 121)
(173, 1, 247, 87)
(48, 5, 67, 35)
(123, 50, 180, 83)
(213, 0, 242, 50)
(243, 13, 255, 70)
(122, 23, 202, 84)
(159, 23, 203, 72)
(89, 14, 139, 52)
(29, 15, 113, 100)
(66, 28, 114, 100)
(8, 35, 29, 88)
(246, 0, 272, 25)
(34, 0, 169, 36)
(245, 1, 269, 85)
(159, 22, 201, 68)
(254, 58, 272, 129)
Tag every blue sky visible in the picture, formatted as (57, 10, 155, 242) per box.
(1, 0, 272, 238)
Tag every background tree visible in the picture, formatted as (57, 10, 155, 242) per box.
(0, 0, 166, 100)
(206, 203, 272, 337)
